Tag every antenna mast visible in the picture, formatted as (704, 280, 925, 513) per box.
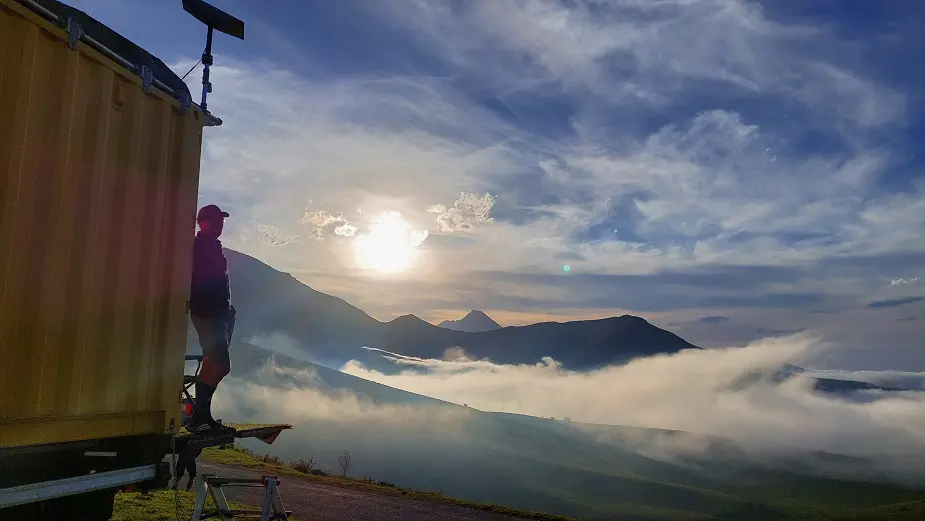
(182, 0, 245, 126)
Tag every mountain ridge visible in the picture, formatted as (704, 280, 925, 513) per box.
(223, 248, 700, 370)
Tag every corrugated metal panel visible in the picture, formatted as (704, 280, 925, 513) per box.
(0, 0, 204, 448)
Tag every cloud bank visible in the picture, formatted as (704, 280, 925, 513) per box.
(341, 333, 925, 477)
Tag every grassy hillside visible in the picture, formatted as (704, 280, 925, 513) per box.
(834, 501, 925, 521)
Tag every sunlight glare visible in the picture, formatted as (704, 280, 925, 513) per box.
(353, 211, 425, 273)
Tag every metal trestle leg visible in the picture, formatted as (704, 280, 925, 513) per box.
(190, 473, 291, 520)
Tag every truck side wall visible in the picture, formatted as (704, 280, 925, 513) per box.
(0, 0, 204, 449)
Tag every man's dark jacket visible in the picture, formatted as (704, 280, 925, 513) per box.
(189, 233, 232, 318)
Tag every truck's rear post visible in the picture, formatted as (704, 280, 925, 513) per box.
(1, 0, 213, 518)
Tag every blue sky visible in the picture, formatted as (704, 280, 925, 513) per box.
(70, 0, 925, 370)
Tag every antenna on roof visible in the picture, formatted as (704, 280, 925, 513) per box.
(182, 0, 244, 125)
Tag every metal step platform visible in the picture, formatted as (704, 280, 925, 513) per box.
(191, 473, 291, 521)
(176, 423, 292, 453)
(171, 423, 292, 492)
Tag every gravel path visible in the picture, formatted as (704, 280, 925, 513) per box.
(195, 461, 524, 521)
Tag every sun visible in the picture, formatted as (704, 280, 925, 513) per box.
(353, 211, 426, 273)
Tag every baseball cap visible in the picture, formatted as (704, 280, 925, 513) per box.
(197, 204, 230, 222)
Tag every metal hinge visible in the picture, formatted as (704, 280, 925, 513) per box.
(65, 17, 83, 50)
(140, 65, 154, 93)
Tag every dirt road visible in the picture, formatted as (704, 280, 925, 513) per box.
(195, 462, 526, 521)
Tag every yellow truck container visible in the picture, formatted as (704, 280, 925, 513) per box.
(1, 0, 205, 517)
(1, 2, 292, 518)
(0, 0, 203, 448)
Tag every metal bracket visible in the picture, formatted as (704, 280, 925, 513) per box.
(140, 65, 154, 93)
(203, 111, 223, 127)
(178, 90, 192, 115)
(65, 17, 83, 50)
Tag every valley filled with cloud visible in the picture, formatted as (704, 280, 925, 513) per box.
(206, 332, 924, 519)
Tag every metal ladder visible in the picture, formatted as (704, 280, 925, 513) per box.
(190, 473, 291, 520)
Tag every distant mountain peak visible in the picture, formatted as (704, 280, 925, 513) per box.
(438, 309, 502, 333)
(392, 313, 427, 324)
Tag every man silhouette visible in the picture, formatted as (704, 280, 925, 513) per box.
(189, 204, 236, 432)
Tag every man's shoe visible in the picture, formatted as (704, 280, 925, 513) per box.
(207, 418, 235, 432)
(192, 422, 213, 433)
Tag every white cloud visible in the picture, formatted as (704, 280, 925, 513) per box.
(300, 209, 345, 228)
(297, 209, 349, 241)
(427, 191, 497, 233)
(334, 223, 359, 237)
(251, 223, 299, 247)
(342, 333, 925, 470)
(890, 277, 920, 287)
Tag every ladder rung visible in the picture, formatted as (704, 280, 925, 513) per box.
(210, 482, 273, 489)
(207, 482, 277, 488)
(221, 509, 262, 515)
(209, 477, 279, 485)
(209, 477, 277, 485)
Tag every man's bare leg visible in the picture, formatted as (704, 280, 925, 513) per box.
(191, 314, 233, 431)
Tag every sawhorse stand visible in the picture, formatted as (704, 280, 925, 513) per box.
(191, 473, 291, 520)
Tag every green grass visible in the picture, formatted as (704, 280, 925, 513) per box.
(200, 444, 578, 520)
(112, 488, 302, 521)
(834, 501, 925, 521)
